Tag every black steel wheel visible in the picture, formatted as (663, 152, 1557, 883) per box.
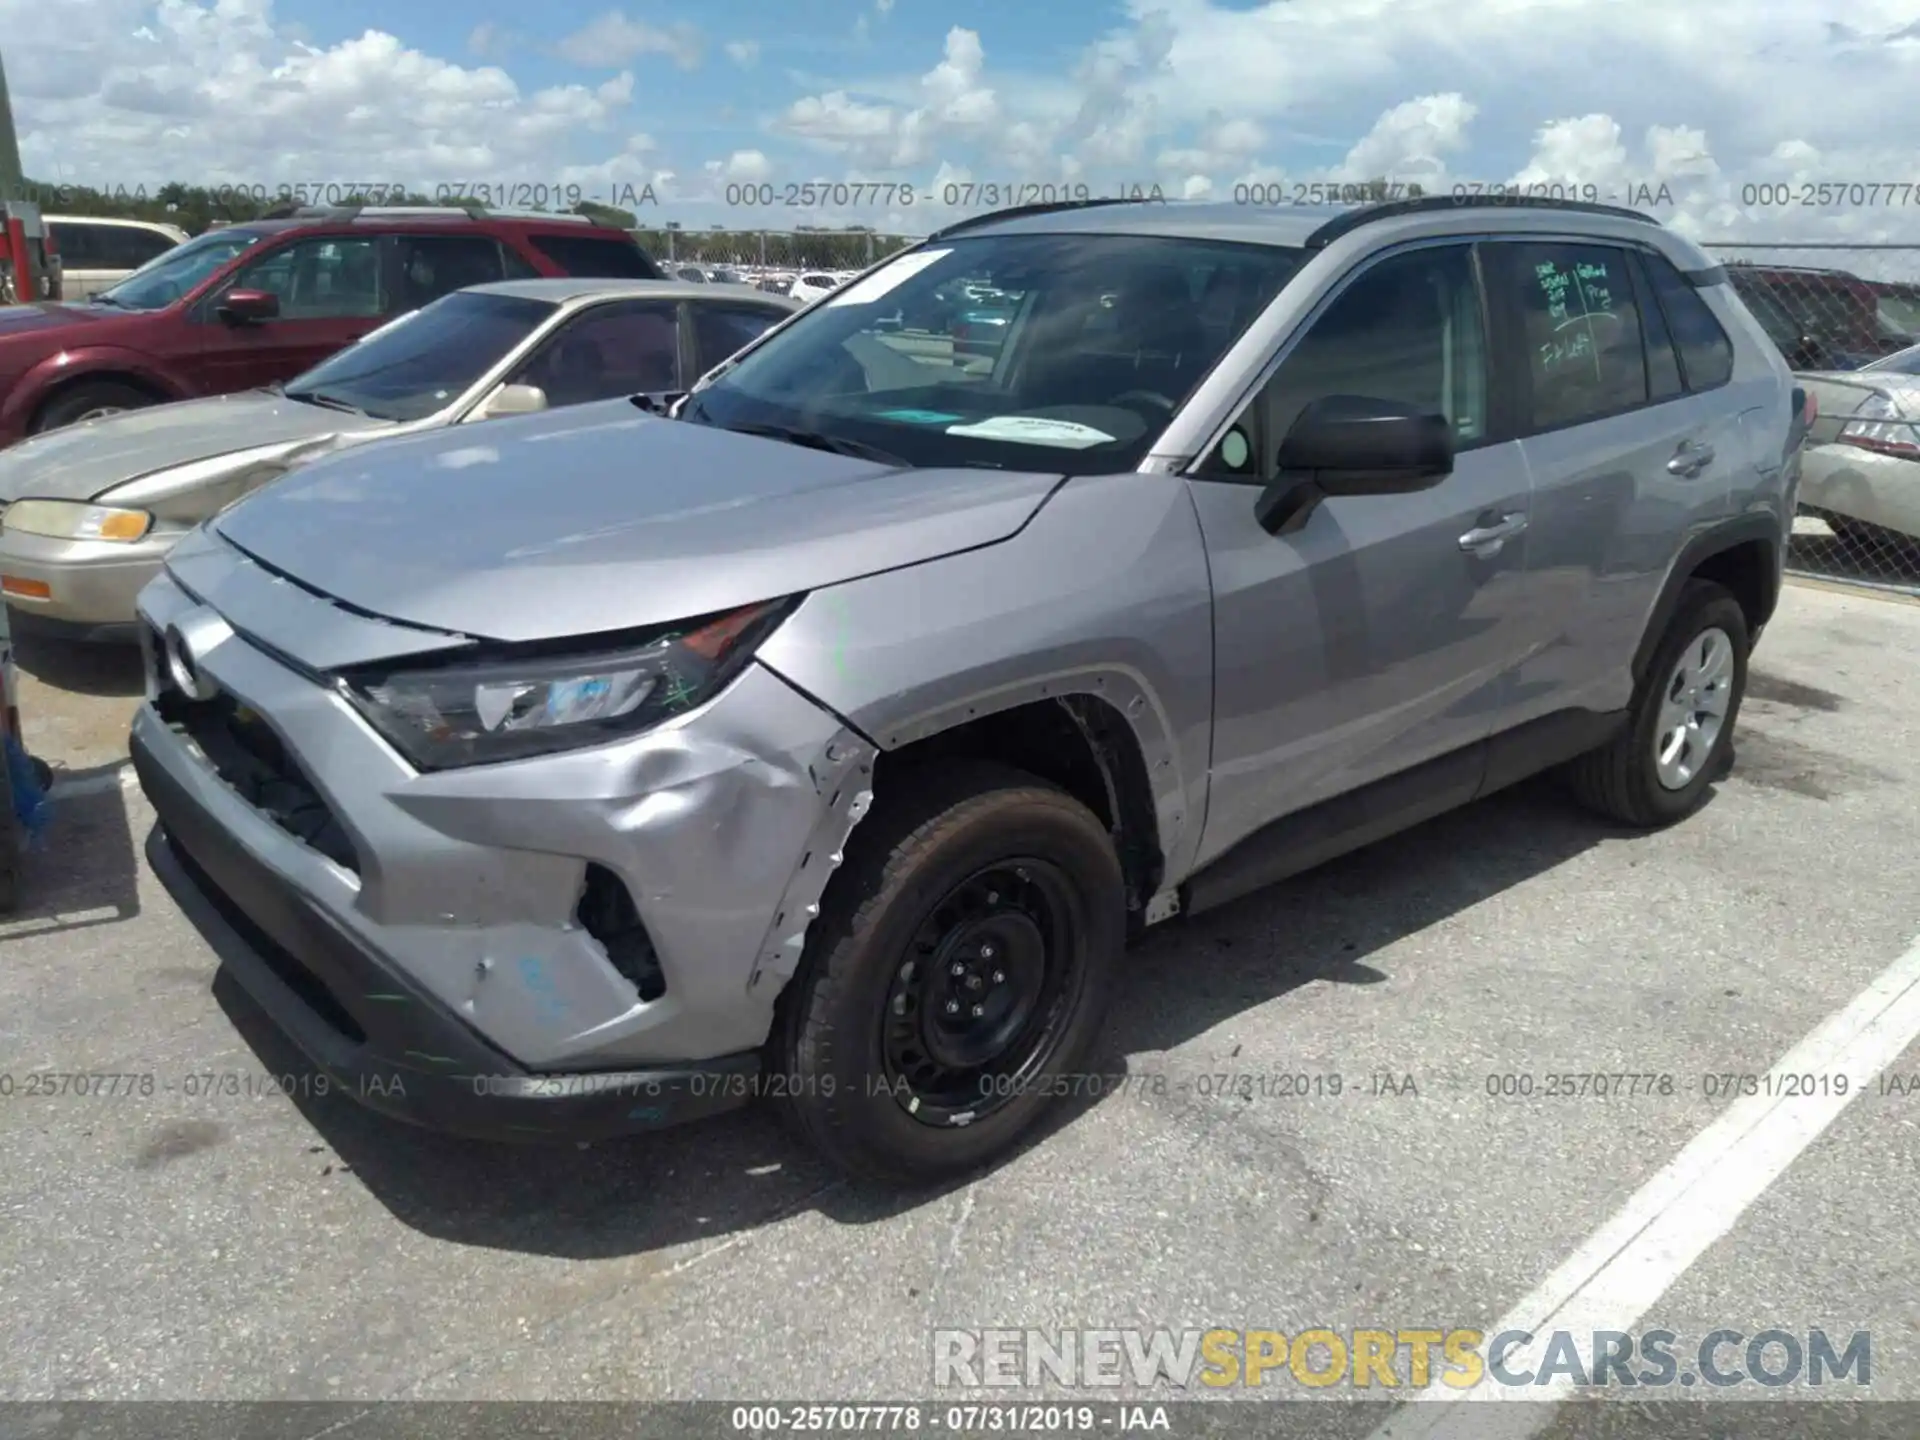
(774, 761, 1124, 1184)
(879, 858, 1084, 1126)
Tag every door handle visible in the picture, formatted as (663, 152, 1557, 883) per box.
(1668, 441, 1715, 477)
(1458, 512, 1528, 553)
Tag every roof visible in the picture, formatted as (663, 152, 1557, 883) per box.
(467, 277, 803, 306)
(45, 214, 190, 235)
(935, 195, 1720, 282)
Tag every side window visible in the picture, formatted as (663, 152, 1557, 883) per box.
(1627, 254, 1685, 403)
(1499, 242, 1648, 432)
(691, 303, 787, 373)
(393, 235, 507, 311)
(525, 233, 662, 279)
(1643, 254, 1734, 391)
(52, 223, 103, 268)
(228, 237, 383, 318)
(102, 226, 176, 270)
(510, 300, 680, 407)
(1199, 244, 1487, 480)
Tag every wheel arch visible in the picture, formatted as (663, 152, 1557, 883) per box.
(19, 351, 184, 433)
(870, 686, 1168, 933)
(1632, 511, 1782, 684)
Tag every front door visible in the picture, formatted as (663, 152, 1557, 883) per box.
(188, 233, 388, 395)
(1185, 240, 1537, 868)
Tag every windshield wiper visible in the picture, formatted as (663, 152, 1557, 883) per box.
(88, 293, 128, 308)
(719, 422, 908, 467)
(286, 390, 371, 416)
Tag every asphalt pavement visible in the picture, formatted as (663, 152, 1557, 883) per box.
(2, 580, 1918, 1431)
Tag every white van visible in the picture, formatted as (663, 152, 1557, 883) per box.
(44, 216, 189, 300)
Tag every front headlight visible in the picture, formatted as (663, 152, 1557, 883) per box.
(338, 598, 799, 771)
(0, 498, 153, 542)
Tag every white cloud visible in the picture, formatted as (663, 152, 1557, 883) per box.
(775, 27, 997, 168)
(554, 11, 703, 70)
(706, 149, 775, 184)
(11, 0, 1920, 266)
(7, 0, 653, 190)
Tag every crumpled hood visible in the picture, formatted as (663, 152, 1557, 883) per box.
(0, 390, 389, 503)
(211, 397, 1067, 644)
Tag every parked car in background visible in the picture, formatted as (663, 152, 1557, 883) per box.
(757, 274, 794, 295)
(127, 194, 1796, 1184)
(0, 277, 795, 640)
(45, 216, 188, 300)
(672, 264, 709, 283)
(0, 205, 665, 446)
(1727, 262, 1917, 370)
(1796, 340, 1920, 547)
(788, 272, 841, 304)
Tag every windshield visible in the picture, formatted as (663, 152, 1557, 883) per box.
(684, 232, 1302, 474)
(283, 291, 556, 423)
(94, 229, 261, 310)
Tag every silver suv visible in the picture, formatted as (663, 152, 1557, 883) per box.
(129, 196, 1803, 1183)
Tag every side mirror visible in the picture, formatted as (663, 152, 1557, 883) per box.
(469, 382, 549, 421)
(1256, 395, 1453, 535)
(216, 289, 279, 325)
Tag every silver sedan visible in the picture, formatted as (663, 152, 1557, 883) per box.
(0, 277, 798, 641)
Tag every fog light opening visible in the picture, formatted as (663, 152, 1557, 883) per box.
(576, 863, 666, 1001)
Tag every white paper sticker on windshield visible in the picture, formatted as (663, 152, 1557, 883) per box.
(944, 416, 1118, 448)
(825, 248, 953, 307)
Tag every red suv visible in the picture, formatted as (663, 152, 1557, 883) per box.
(1725, 263, 1919, 370)
(0, 205, 664, 443)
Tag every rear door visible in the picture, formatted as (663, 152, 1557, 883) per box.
(1486, 238, 1740, 725)
(187, 233, 388, 393)
(386, 233, 509, 314)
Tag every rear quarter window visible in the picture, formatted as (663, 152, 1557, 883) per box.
(523, 232, 664, 279)
(1644, 254, 1734, 390)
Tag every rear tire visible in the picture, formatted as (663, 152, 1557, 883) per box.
(1565, 580, 1748, 828)
(32, 381, 155, 434)
(772, 761, 1124, 1185)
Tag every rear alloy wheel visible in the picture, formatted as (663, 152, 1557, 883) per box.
(32, 382, 156, 434)
(774, 761, 1123, 1184)
(1565, 580, 1749, 827)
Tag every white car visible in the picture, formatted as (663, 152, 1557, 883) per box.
(1798, 342, 1920, 548)
(788, 272, 842, 305)
(45, 216, 188, 300)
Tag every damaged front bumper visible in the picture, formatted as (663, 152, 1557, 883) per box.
(132, 563, 877, 1142)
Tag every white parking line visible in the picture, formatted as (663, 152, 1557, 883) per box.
(1369, 931, 1920, 1439)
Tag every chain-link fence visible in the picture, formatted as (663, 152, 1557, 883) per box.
(1702, 244, 1920, 595)
(636, 227, 922, 278)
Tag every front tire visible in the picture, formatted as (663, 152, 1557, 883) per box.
(1565, 580, 1749, 827)
(773, 761, 1124, 1185)
(32, 381, 155, 434)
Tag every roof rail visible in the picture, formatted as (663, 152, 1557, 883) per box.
(1303, 193, 1660, 250)
(927, 196, 1156, 242)
(255, 201, 613, 227)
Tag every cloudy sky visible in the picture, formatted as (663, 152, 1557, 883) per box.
(9, 0, 1920, 252)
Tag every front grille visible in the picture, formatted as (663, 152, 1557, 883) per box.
(154, 665, 360, 876)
